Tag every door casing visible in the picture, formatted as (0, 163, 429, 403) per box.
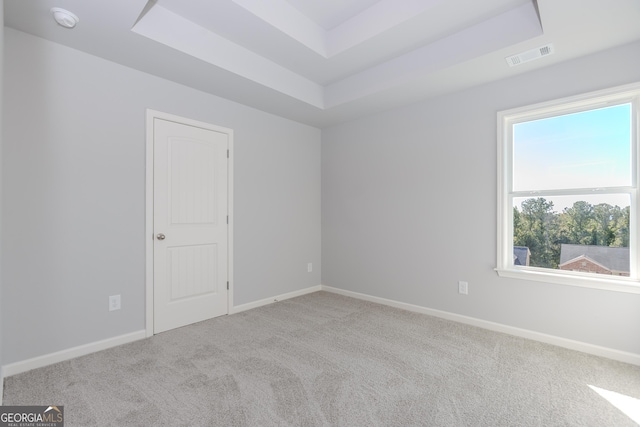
(145, 109, 234, 337)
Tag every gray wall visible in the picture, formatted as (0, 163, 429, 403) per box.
(322, 40, 640, 355)
(1, 28, 321, 365)
(0, 0, 4, 379)
(3, 25, 639, 368)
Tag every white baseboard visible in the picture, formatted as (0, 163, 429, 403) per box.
(2, 330, 146, 378)
(2, 286, 322, 378)
(320, 285, 640, 366)
(4, 283, 636, 382)
(230, 285, 322, 314)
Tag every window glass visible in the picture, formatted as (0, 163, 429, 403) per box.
(512, 104, 632, 192)
(512, 195, 630, 275)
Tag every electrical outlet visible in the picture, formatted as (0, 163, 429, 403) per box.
(458, 281, 468, 295)
(307, 263, 313, 273)
(109, 295, 121, 311)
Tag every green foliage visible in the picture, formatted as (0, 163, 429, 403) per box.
(513, 198, 629, 269)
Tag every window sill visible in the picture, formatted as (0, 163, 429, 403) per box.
(495, 267, 640, 294)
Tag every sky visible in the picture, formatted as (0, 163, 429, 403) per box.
(513, 103, 632, 212)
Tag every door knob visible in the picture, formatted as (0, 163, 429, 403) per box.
(156, 233, 166, 240)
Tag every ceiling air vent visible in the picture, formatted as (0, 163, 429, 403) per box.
(506, 43, 555, 67)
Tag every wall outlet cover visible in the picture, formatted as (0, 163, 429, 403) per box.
(109, 295, 121, 311)
(458, 281, 468, 295)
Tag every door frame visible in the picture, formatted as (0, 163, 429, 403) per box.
(145, 109, 234, 337)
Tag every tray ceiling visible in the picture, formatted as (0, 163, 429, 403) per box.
(4, 0, 640, 127)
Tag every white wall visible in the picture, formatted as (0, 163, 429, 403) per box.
(1, 28, 321, 365)
(322, 40, 640, 355)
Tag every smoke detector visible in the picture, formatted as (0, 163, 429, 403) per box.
(506, 43, 554, 67)
(51, 8, 79, 29)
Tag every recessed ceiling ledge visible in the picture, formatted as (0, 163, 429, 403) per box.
(324, 1, 543, 109)
(131, 3, 325, 108)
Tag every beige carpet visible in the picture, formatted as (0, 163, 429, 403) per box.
(3, 291, 640, 426)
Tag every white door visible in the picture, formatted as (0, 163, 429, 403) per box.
(153, 118, 229, 333)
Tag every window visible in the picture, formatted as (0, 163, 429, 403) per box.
(497, 83, 640, 293)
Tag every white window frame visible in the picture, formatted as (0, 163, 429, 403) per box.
(497, 82, 640, 294)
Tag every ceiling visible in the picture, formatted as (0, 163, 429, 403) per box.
(4, 0, 640, 128)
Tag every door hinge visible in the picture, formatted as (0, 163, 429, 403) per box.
(226, 215, 229, 224)
(227, 281, 229, 290)
(227, 149, 229, 158)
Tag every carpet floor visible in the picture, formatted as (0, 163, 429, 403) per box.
(3, 291, 640, 426)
